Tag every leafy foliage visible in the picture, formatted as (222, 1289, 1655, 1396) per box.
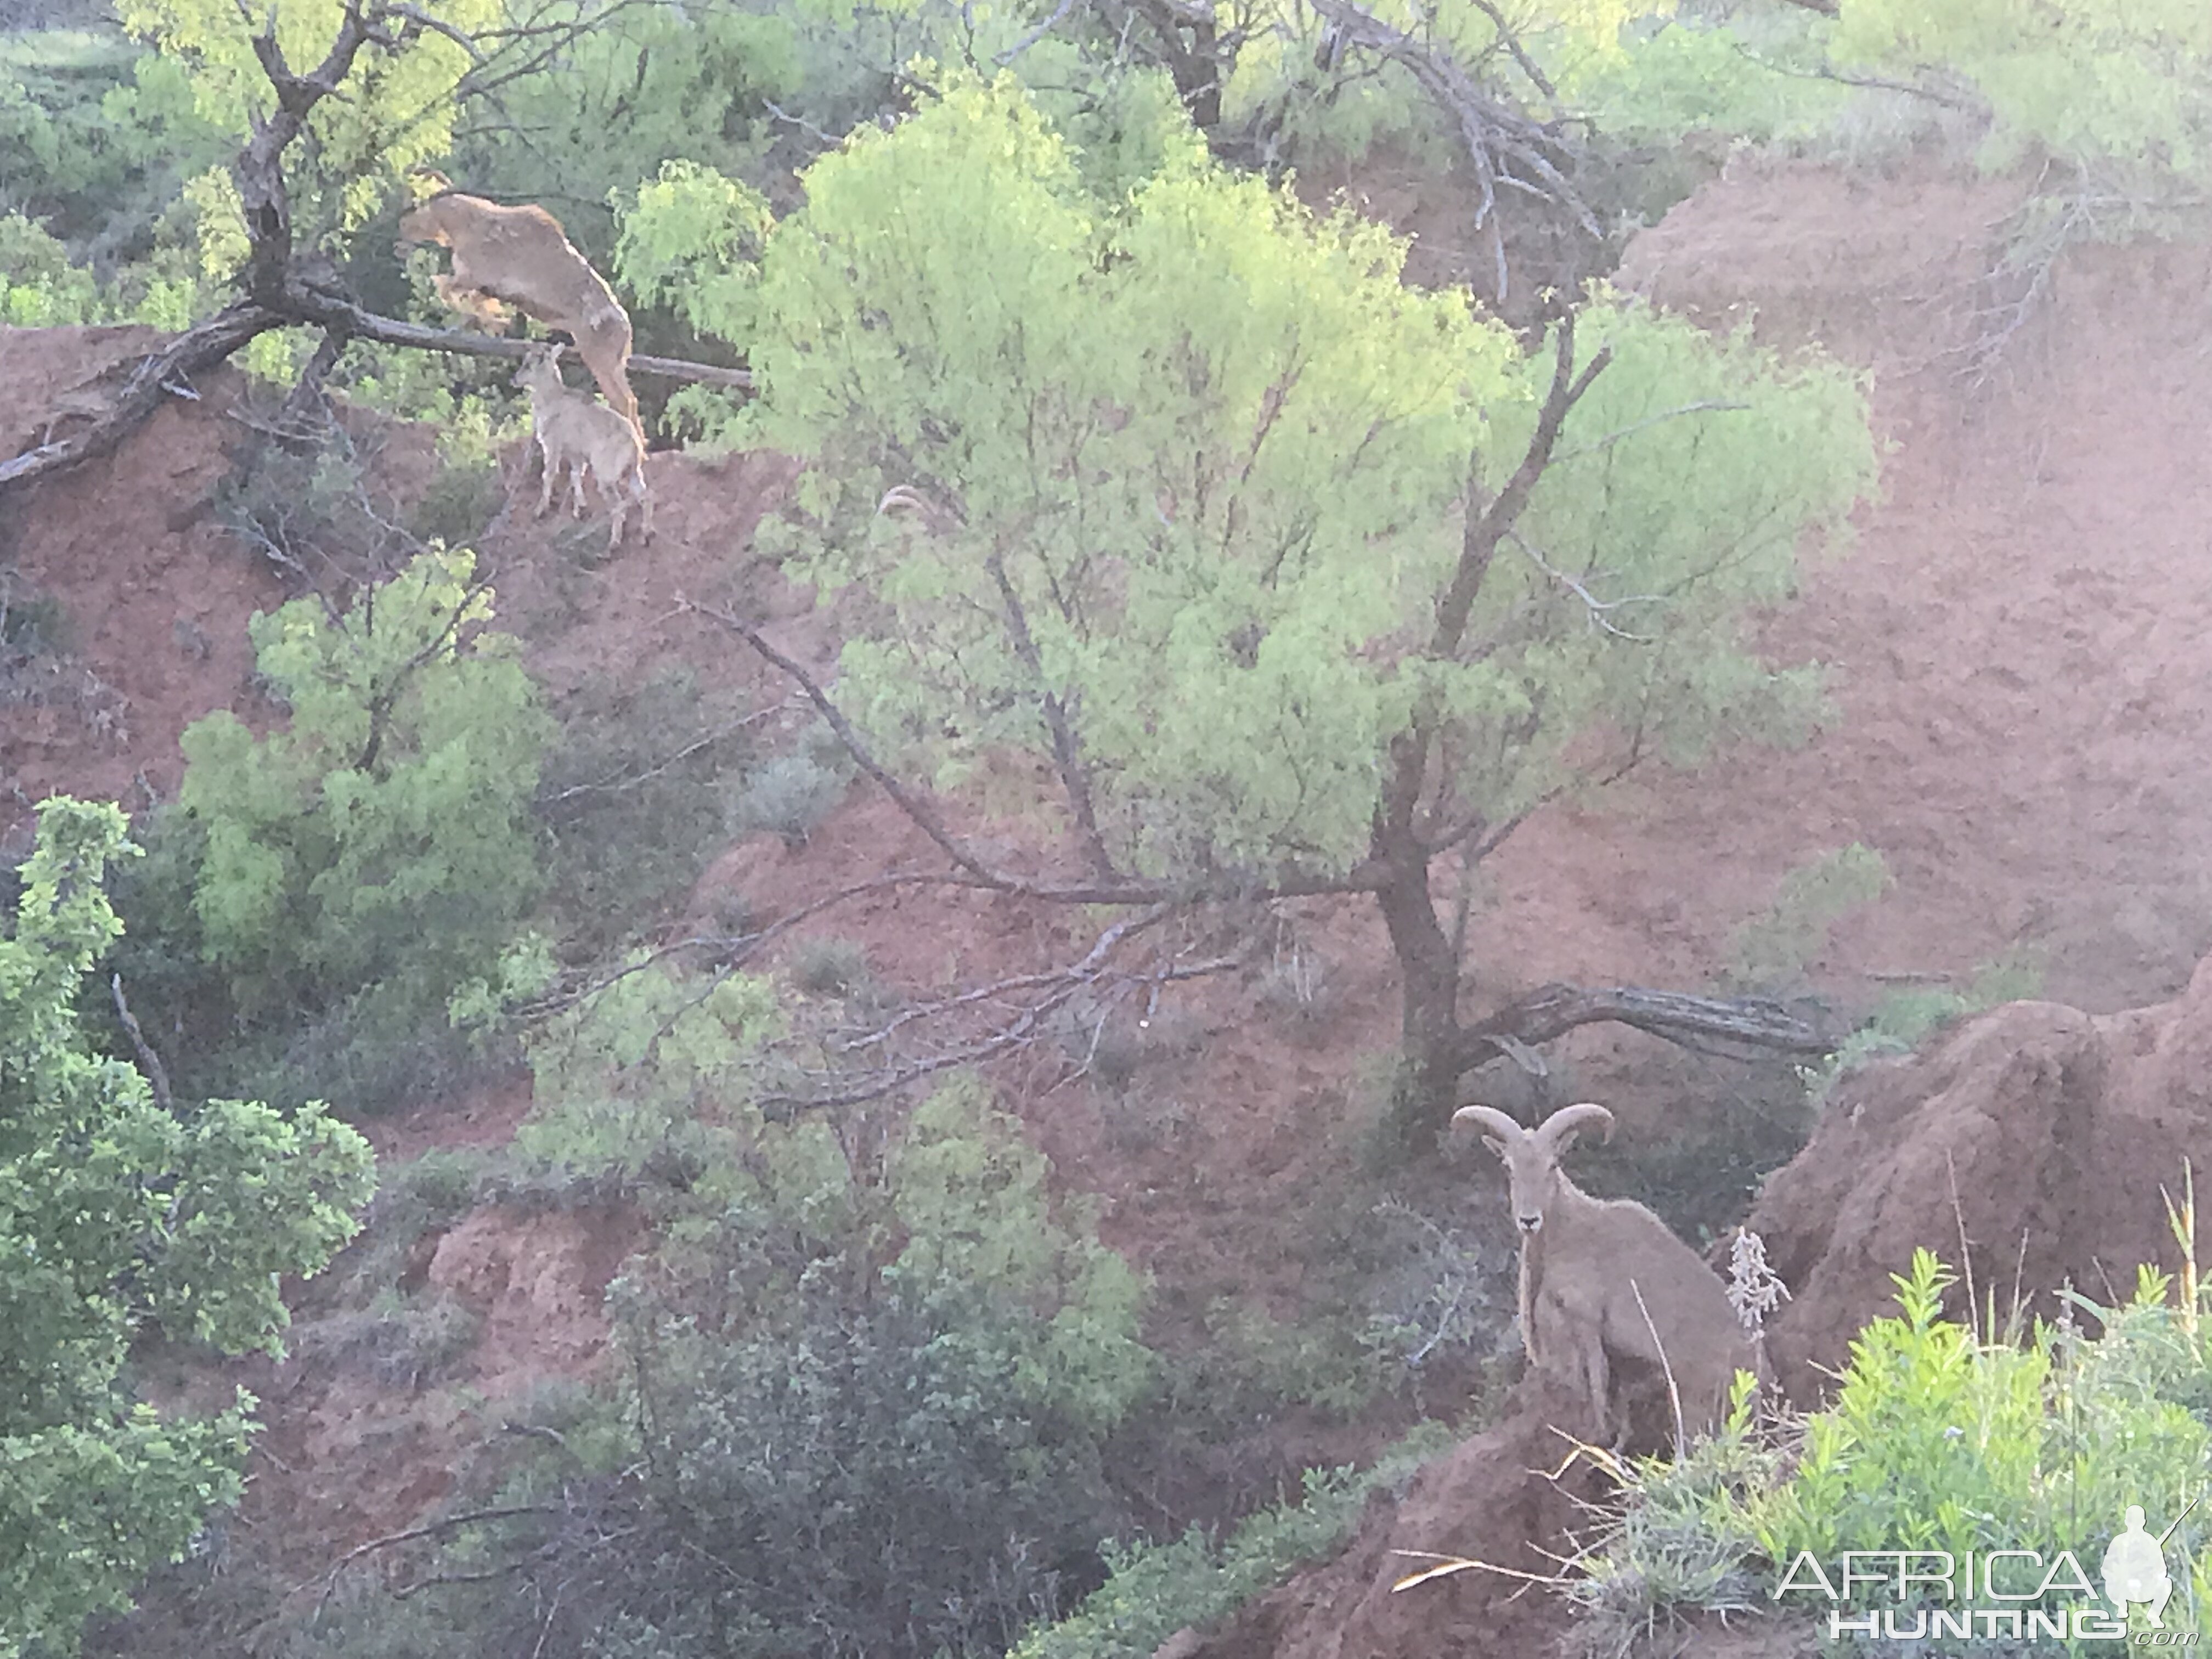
(174, 546, 552, 1028)
(1800, 945, 2047, 1104)
(114, 0, 495, 226)
(0, 799, 375, 1659)
(1011, 1421, 1462, 1659)
(660, 73, 1869, 885)
(1722, 843, 1892, 992)
(0, 31, 232, 263)
(1833, 0, 2212, 180)
(1570, 1248, 2212, 1651)
(371, 975, 1163, 1657)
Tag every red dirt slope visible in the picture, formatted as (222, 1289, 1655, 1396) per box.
(1749, 952, 2212, 1402)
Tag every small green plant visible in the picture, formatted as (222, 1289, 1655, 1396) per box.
(788, 934, 870, 997)
(1565, 1239, 2212, 1656)
(1802, 944, 2047, 1104)
(404, 455, 505, 548)
(322, 1145, 490, 1300)
(727, 722, 855, 849)
(295, 1289, 483, 1389)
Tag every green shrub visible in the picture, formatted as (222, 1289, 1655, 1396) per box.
(787, 933, 870, 996)
(176, 546, 552, 1029)
(1723, 844, 1892, 993)
(1802, 945, 2047, 1104)
(353, 1064, 1160, 1657)
(726, 721, 855, 849)
(1569, 1247, 2212, 1652)
(537, 668, 761, 959)
(1012, 1420, 1462, 1659)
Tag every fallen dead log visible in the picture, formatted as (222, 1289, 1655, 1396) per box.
(1457, 981, 1844, 1073)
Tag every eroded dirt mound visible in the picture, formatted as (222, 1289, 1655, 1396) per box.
(1749, 952, 2212, 1401)
(1177, 1378, 1598, 1659)
(0, 326, 279, 833)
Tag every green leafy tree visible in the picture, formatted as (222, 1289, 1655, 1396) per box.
(1832, 0, 2212, 178)
(0, 798, 375, 1658)
(620, 72, 1876, 1141)
(112, 0, 499, 227)
(175, 545, 553, 1026)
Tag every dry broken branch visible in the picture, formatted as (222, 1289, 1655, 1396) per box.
(1455, 983, 1843, 1074)
(1305, 0, 1599, 298)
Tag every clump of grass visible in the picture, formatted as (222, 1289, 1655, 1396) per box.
(789, 935, 871, 997)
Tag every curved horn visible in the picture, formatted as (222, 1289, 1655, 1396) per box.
(1451, 1104, 1527, 1144)
(1536, 1102, 1615, 1154)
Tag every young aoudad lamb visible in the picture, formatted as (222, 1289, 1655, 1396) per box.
(513, 345, 653, 554)
(1455, 1101, 1765, 1449)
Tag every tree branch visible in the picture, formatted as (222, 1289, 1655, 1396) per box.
(1454, 983, 1844, 1075)
(0, 302, 286, 493)
(1306, 0, 1600, 281)
(111, 974, 175, 1114)
(1379, 312, 1610, 843)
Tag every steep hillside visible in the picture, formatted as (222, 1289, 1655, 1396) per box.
(1159, 155, 2212, 1659)
(8, 145, 2212, 1657)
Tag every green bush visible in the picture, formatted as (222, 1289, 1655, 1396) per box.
(328, 1059, 1161, 1658)
(176, 546, 552, 1029)
(0, 798, 375, 1658)
(1570, 1247, 2212, 1653)
(1802, 945, 2047, 1105)
(1723, 844, 1892, 994)
(1012, 1420, 1462, 1659)
(726, 721, 855, 850)
(537, 667, 761, 960)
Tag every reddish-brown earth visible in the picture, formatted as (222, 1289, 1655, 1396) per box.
(9, 144, 2212, 1658)
(1749, 953, 2212, 1403)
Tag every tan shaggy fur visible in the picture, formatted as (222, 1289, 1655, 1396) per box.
(513, 345, 653, 554)
(398, 185, 640, 434)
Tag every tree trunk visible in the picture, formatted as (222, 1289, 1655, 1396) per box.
(1373, 844, 1464, 1152)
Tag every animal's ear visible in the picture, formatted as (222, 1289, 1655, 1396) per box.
(1480, 1136, 1507, 1160)
(405, 167, 452, 202)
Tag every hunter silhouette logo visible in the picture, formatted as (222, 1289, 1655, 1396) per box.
(2104, 1498, 2198, 1629)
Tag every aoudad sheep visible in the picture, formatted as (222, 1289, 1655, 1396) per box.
(1454, 1101, 1765, 1450)
(397, 177, 641, 436)
(513, 344, 653, 554)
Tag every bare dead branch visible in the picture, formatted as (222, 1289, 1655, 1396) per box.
(996, 0, 1081, 64)
(0, 303, 285, 493)
(1464, 0, 1555, 100)
(1306, 0, 1600, 290)
(681, 597, 1019, 889)
(1454, 983, 1843, 1074)
(111, 974, 175, 1114)
(303, 1502, 560, 1611)
(276, 276, 755, 388)
(1505, 531, 1663, 641)
(838, 904, 1175, 1053)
